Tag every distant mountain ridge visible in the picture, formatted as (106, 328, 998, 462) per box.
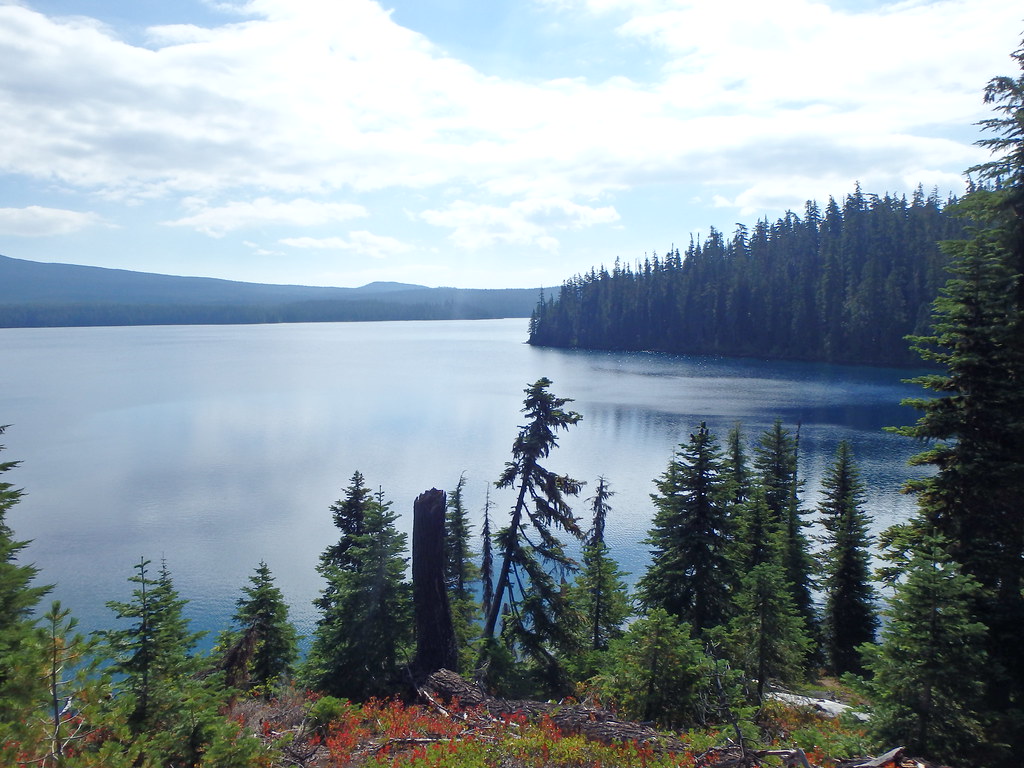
(0, 255, 539, 328)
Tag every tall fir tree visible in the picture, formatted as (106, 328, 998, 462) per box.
(884, 40, 1024, 760)
(224, 561, 299, 696)
(444, 473, 480, 672)
(321, 469, 372, 571)
(100, 557, 203, 730)
(723, 423, 751, 508)
(567, 477, 630, 680)
(728, 558, 811, 701)
(98, 558, 256, 767)
(600, 608, 706, 730)
(0, 425, 49, 745)
(752, 421, 817, 647)
(479, 378, 584, 691)
(861, 537, 989, 766)
(735, 491, 781, 573)
(637, 423, 734, 633)
(817, 441, 877, 676)
(480, 488, 494, 619)
(306, 475, 412, 700)
(576, 477, 630, 651)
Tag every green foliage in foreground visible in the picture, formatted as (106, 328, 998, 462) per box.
(860, 537, 989, 766)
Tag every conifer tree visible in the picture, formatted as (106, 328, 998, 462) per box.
(723, 423, 751, 507)
(445, 473, 479, 599)
(861, 537, 989, 765)
(306, 476, 412, 700)
(479, 378, 584, 685)
(0, 425, 49, 741)
(224, 561, 299, 696)
(728, 558, 811, 700)
(735, 492, 780, 572)
(444, 473, 480, 672)
(601, 608, 706, 729)
(480, 489, 494, 618)
(885, 41, 1024, 758)
(637, 423, 734, 633)
(575, 477, 630, 651)
(567, 477, 630, 680)
(100, 557, 203, 729)
(37, 601, 122, 766)
(98, 558, 256, 767)
(752, 421, 817, 644)
(817, 441, 877, 675)
(321, 469, 372, 571)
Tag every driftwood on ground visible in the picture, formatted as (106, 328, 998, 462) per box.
(419, 668, 687, 751)
(836, 746, 950, 768)
(418, 670, 949, 768)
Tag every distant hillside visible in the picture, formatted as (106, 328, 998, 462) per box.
(0, 255, 539, 327)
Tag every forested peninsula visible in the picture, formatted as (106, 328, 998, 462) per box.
(528, 186, 964, 366)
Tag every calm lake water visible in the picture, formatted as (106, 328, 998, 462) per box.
(0, 318, 927, 644)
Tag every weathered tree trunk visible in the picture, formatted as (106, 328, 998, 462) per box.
(412, 489, 458, 679)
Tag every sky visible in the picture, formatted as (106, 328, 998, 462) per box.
(0, 1, 1020, 290)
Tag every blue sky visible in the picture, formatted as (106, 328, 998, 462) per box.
(0, 0, 1020, 289)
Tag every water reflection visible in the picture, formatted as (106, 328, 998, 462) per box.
(0, 319, 927, 644)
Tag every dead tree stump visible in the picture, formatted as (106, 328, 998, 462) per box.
(412, 488, 458, 679)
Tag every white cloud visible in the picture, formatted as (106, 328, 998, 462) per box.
(0, 0, 1020, 286)
(1, 0, 1013, 210)
(0, 206, 104, 236)
(164, 198, 368, 236)
(420, 198, 620, 251)
(242, 240, 283, 256)
(280, 231, 412, 259)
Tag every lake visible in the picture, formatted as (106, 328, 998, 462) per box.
(0, 318, 927, 644)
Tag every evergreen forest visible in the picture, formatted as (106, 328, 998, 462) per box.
(528, 186, 964, 366)
(1, 35, 1022, 768)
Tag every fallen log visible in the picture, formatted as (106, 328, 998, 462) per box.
(419, 668, 688, 751)
(836, 746, 950, 768)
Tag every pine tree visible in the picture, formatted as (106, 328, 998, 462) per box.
(576, 477, 630, 651)
(480, 489, 494, 618)
(601, 608, 706, 729)
(321, 470, 372, 571)
(861, 537, 989, 765)
(567, 477, 630, 680)
(722, 423, 751, 507)
(98, 558, 254, 768)
(735, 491, 780, 572)
(224, 561, 299, 696)
(38, 601, 122, 766)
(885, 41, 1024, 758)
(479, 378, 584, 687)
(0, 425, 49, 744)
(100, 557, 203, 729)
(445, 473, 479, 599)
(637, 423, 734, 633)
(306, 477, 412, 700)
(728, 559, 811, 700)
(817, 441, 878, 675)
(444, 473, 480, 672)
(1, 601, 136, 768)
(752, 421, 817, 645)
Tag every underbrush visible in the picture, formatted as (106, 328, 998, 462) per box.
(231, 687, 875, 768)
